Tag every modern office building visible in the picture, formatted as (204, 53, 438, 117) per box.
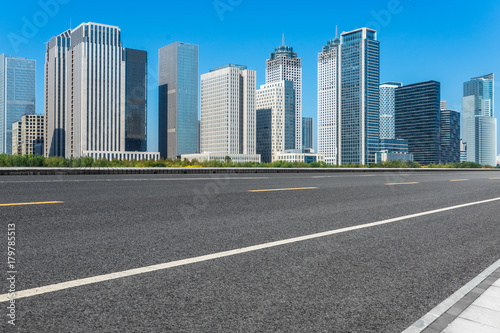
(0, 54, 36, 154)
(379, 82, 402, 139)
(440, 109, 460, 164)
(158, 42, 198, 159)
(339, 28, 380, 165)
(256, 80, 295, 163)
(440, 101, 447, 111)
(266, 36, 302, 150)
(460, 140, 467, 162)
(12, 114, 44, 155)
(302, 117, 313, 151)
(395, 81, 441, 165)
(199, 64, 260, 162)
(45, 23, 154, 160)
(318, 30, 340, 164)
(378, 138, 409, 153)
(125, 48, 147, 152)
(462, 73, 497, 165)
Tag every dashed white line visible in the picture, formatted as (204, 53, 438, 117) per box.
(1, 196, 500, 303)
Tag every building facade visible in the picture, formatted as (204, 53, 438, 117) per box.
(46, 23, 127, 158)
(379, 82, 402, 139)
(158, 42, 198, 159)
(0, 54, 36, 154)
(339, 28, 380, 165)
(462, 73, 497, 166)
(440, 109, 460, 164)
(200, 64, 257, 158)
(266, 37, 302, 150)
(12, 114, 44, 155)
(125, 48, 147, 152)
(302, 117, 313, 151)
(256, 80, 295, 163)
(395, 81, 441, 165)
(318, 32, 340, 164)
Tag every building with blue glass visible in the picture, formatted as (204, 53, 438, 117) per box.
(379, 82, 402, 139)
(395, 81, 441, 165)
(0, 54, 36, 154)
(125, 49, 147, 152)
(159, 42, 199, 159)
(339, 28, 380, 165)
(462, 73, 497, 166)
(302, 117, 313, 151)
(440, 109, 460, 164)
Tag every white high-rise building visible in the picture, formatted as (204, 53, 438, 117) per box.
(318, 30, 340, 165)
(256, 80, 295, 162)
(379, 82, 402, 139)
(200, 64, 257, 157)
(266, 36, 302, 150)
(46, 23, 126, 158)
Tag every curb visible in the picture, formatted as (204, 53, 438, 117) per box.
(0, 167, 499, 176)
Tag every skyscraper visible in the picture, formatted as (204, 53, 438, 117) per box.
(45, 22, 150, 160)
(266, 36, 302, 150)
(395, 81, 441, 165)
(317, 30, 340, 165)
(379, 82, 402, 139)
(462, 73, 497, 165)
(339, 28, 380, 165)
(440, 109, 460, 164)
(0, 54, 36, 154)
(302, 117, 313, 151)
(256, 81, 295, 163)
(158, 42, 198, 159)
(200, 64, 256, 156)
(125, 48, 147, 152)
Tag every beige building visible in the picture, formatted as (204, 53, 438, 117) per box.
(12, 114, 44, 155)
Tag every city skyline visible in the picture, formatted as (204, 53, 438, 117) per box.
(0, 0, 499, 154)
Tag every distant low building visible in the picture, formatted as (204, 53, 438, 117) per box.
(375, 150, 413, 163)
(82, 151, 159, 161)
(181, 153, 261, 163)
(275, 149, 325, 163)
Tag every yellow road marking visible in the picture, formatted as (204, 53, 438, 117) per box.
(450, 179, 469, 182)
(0, 201, 64, 207)
(385, 182, 419, 186)
(249, 187, 318, 192)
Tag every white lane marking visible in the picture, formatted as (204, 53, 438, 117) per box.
(402, 258, 500, 333)
(1, 196, 500, 303)
(0, 177, 270, 184)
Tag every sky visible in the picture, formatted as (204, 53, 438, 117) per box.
(1, 0, 499, 155)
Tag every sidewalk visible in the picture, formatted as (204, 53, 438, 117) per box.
(403, 261, 500, 333)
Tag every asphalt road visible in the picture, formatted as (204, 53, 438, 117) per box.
(1, 171, 500, 332)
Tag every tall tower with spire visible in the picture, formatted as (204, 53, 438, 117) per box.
(318, 27, 341, 164)
(266, 35, 302, 150)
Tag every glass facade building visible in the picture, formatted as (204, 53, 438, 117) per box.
(302, 117, 313, 150)
(462, 73, 497, 165)
(159, 42, 198, 159)
(395, 81, 441, 165)
(339, 28, 380, 165)
(0, 54, 36, 154)
(125, 48, 147, 152)
(440, 109, 460, 164)
(379, 82, 402, 139)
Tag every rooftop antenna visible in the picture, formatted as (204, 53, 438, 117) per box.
(282, 33, 285, 46)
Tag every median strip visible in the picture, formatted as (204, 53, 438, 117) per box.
(0, 201, 64, 207)
(248, 187, 318, 192)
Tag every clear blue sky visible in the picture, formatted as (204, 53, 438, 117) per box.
(1, 0, 499, 154)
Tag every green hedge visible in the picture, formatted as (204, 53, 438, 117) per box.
(0, 153, 496, 169)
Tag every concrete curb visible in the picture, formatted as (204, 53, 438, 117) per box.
(0, 167, 499, 176)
